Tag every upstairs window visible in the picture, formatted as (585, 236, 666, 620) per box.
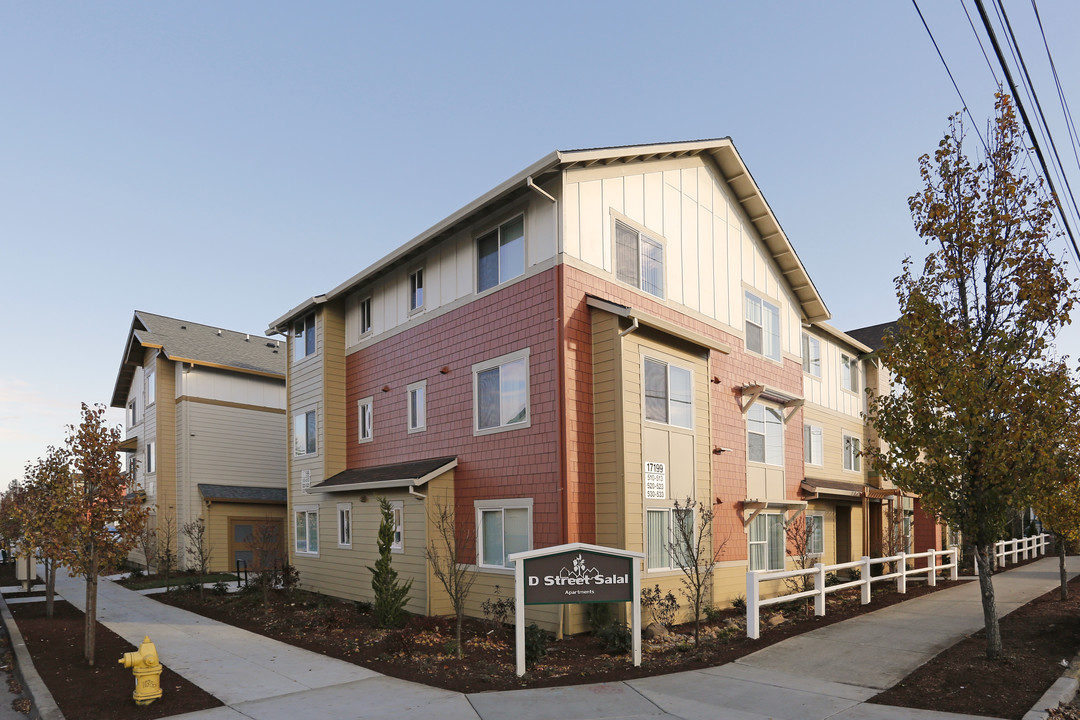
(748, 403, 784, 466)
(746, 292, 781, 361)
(145, 441, 156, 475)
(127, 399, 139, 427)
(409, 268, 425, 313)
(643, 358, 693, 429)
(358, 397, 373, 443)
(359, 297, 372, 336)
(804, 424, 823, 465)
(843, 434, 861, 472)
(477, 216, 525, 293)
(474, 350, 530, 434)
(293, 313, 315, 361)
(615, 221, 664, 298)
(294, 410, 317, 457)
(145, 368, 156, 406)
(801, 334, 821, 377)
(407, 381, 426, 433)
(841, 354, 859, 393)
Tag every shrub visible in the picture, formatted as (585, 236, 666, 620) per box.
(181, 578, 201, 593)
(703, 604, 724, 622)
(596, 622, 632, 654)
(524, 623, 548, 667)
(368, 497, 412, 628)
(211, 581, 229, 596)
(127, 567, 144, 580)
(640, 585, 679, 629)
(481, 585, 514, 631)
(730, 594, 746, 612)
(586, 603, 616, 634)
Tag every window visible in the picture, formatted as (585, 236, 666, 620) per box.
(843, 434, 861, 472)
(359, 297, 372, 336)
(337, 503, 352, 548)
(476, 499, 531, 569)
(145, 368, 156, 406)
(615, 220, 664, 298)
(646, 507, 693, 570)
(477, 215, 525, 293)
(390, 500, 403, 552)
(747, 404, 784, 466)
(803, 424, 823, 465)
(643, 358, 693, 428)
(145, 441, 155, 475)
(293, 410, 317, 456)
(745, 292, 781, 361)
(841, 354, 859, 392)
(409, 268, 424, 313)
(901, 497, 914, 553)
(801, 334, 821, 377)
(358, 397, 373, 443)
(127, 399, 138, 427)
(293, 313, 315, 362)
(473, 349, 530, 434)
(807, 514, 824, 555)
(294, 506, 318, 555)
(407, 381, 426, 433)
(749, 513, 785, 571)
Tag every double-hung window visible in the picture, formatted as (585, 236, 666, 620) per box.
(843, 434, 861, 471)
(293, 313, 315, 361)
(748, 404, 784, 465)
(806, 514, 824, 556)
(359, 297, 372, 336)
(293, 410, 317, 456)
(643, 358, 692, 428)
(145, 368, 156, 406)
(477, 216, 525, 292)
(841, 354, 859, 392)
(476, 500, 531, 569)
(473, 349, 530, 434)
(801, 334, 821, 377)
(749, 513, 785, 571)
(407, 381, 426, 433)
(614, 221, 664, 298)
(294, 505, 318, 555)
(745, 292, 781, 361)
(804, 424, 823, 466)
(646, 507, 693, 570)
(358, 397, 373, 443)
(337, 503, 352, 548)
(409, 268, 424, 313)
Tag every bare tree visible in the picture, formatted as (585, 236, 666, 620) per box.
(138, 513, 158, 574)
(668, 497, 728, 647)
(425, 497, 477, 659)
(784, 515, 818, 602)
(248, 518, 285, 605)
(155, 510, 178, 591)
(182, 518, 213, 597)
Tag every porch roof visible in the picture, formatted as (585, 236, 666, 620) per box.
(197, 484, 287, 505)
(312, 456, 458, 493)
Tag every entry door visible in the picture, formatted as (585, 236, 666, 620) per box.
(835, 506, 851, 564)
(229, 518, 284, 571)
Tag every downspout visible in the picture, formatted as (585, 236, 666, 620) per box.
(618, 316, 640, 338)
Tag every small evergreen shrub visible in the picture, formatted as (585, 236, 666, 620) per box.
(596, 622, 632, 654)
(586, 603, 616, 633)
(524, 623, 548, 667)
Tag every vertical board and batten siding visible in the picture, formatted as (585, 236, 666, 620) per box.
(342, 189, 560, 349)
(802, 331, 870, 486)
(801, 331, 865, 418)
(590, 311, 623, 550)
(562, 155, 803, 360)
(179, 366, 286, 409)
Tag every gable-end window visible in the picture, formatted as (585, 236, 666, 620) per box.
(615, 220, 664, 298)
(646, 507, 693, 570)
(803, 424, 823, 466)
(477, 215, 525, 293)
(127, 399, 138, 427)
(337, 503, 352, 548)
(409, 268, 425, 313)
(390, 500, 404, 552)
(473, 349, 530, 434)
(476, 499, 532, 569)
(293, 410, 317, 456)
(806, 514, 825, 556)
(359, 297, 373, 336)
(643, 358, 693, 429)
(748, 403, 784, 466)
(358, 397, 373, 443)
(294, 505, 318, 555)
(293, 313, 316, 362)
(145, 368, 156, 406)
(843, 434, 861, 472)
(749, 513, 785, 571)
(841, 354, 859, 393)
(407, 380, 426, 433)
(745, 292, 781, 361)
(801, 334, 821, 377)
(145, 441, 156, 475)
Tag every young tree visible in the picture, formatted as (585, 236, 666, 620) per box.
(668, 497, 727, 647)
(182, 518, 213, 597)
(425, 496, 477, 658)
(138, 514, 158, 574)
(248, 518, 286, 606)
(867, 94, 1077, 660)
(784, 514, 817, 600)
(1030, 413, 1080, 600)
(19, 446, 77, 617)
(155, 510, 178, 591)
(57, 403, 148, 666)
(368, 497, 411, 628)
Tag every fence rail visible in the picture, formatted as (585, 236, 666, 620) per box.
(974, 533, 1050, 574)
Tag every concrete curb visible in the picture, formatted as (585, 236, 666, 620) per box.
(0, 594, 64, 720)
(1022, 655, 1080, 720)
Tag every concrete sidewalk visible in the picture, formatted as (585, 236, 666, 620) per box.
(37, 555, 1078, 720)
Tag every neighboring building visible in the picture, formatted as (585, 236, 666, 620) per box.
(265, 138, 936, 631)
(111, 311, 288, 572)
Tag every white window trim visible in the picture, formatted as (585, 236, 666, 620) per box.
(474, 497, 533, 572)
(145, 441, 156, 475)
(745, 290, 782, 362)
(358, 296, 373, 337)
(293, 409, 318, 457)
(337, 503, 352, 548)
(807, 513, 825, 557)
(476, 213, 526, 295)
(128, 399, 139, 427)
(841, 354, 859, 393)
(472, 347, 531, 436)
(407, 380, 427, 434)
(293, 313, 316, 363)
(145, 368, 156, 407)
(357, 397, 373, 443)
(749, 512, 785, 572)
(294, 504, 319, 557)
(613, 217, 666, 299)
(804, 424, 823, 466)
(390, 499, 404, 553)
(843, 433, 862, 472)
(646, 506, 694, 572)
(408, 266, 425, 315)
(747, 403, 785, 467)
(802, 333, 821, 378)
(642, 356, 694, 430)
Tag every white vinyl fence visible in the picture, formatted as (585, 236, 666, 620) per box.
(975, 533, 1051, 574)
(746, 547, 959, 639)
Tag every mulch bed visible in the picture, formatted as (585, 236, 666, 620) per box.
(870, 569, 1080, 720)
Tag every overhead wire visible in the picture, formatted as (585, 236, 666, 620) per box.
(1030, 0, 1080, 183)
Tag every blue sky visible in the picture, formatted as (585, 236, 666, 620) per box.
(3, 1, 1079, 486)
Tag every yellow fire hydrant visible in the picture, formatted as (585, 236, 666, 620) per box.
(118, 636, 162, 706)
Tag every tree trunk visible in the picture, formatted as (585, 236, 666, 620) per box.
(974, 543, 1002, 659)
(456, 607, 464, 660)
(45, 559, 55, 618)
(1059, 534, 1068, 601)
(85, 547, 98, 667)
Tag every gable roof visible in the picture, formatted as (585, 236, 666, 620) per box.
(267, 137, 829, 334)
(111, 311, 286, 408)
(845, 321, 898, 352)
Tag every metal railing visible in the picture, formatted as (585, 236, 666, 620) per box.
(746, 547, 959, 639)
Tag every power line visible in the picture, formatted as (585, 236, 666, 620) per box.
(1030, 0, 1080, 183)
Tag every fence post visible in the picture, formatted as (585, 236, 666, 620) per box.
(950, 547, 959, 581)
(814, 563, 825, 617)
(746, 571, 760, 640)
(927, 549, 936, 587)
(897, 553, 907, 594)
(1013, 539, 1021, 565)
(861, 556, 871, 604)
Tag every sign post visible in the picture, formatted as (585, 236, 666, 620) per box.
(509, 543, 644, 676)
